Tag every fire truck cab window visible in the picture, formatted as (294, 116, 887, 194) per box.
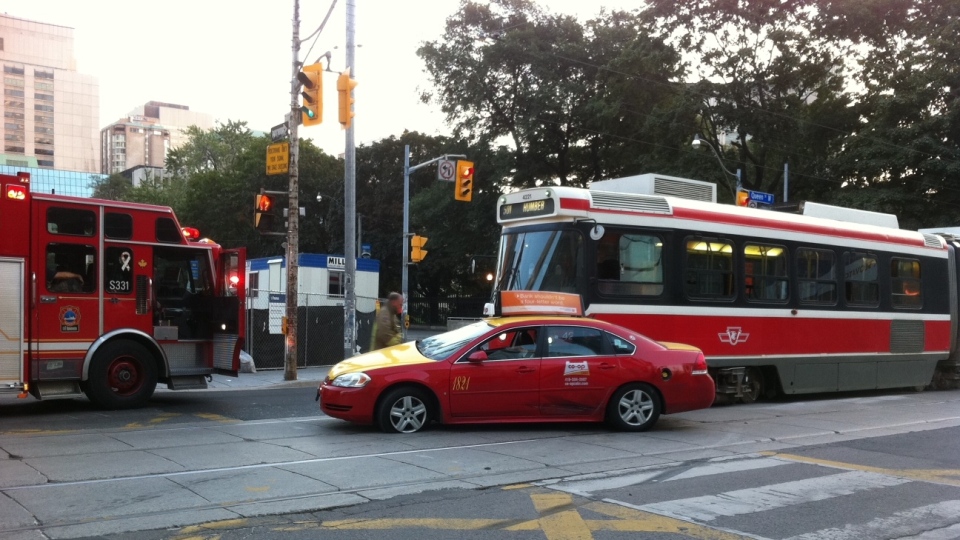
(156, 217, 182, 243)
(104, 212, 133, 239)
(46, 243, 96, 293)
(46, 207, 95, 236)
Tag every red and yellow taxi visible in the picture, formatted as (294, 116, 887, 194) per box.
(318, 292, 714, 434)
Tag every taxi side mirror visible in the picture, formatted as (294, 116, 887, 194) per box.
(467, 351, 488, 363)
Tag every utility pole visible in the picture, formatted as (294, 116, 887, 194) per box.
(343, 0, 357, 358)
(284, 0, 301, 380)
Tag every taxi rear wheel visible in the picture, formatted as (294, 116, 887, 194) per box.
(377, 387, 431, 434)
(607, 383, 661, 432)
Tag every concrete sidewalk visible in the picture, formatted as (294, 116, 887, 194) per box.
(198, 327, 444, 391)
(201, 366, 330, 391)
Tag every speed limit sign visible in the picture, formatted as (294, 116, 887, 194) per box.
(437, 159, 456, 182)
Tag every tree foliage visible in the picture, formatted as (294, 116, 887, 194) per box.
(418, 0, 689, 189)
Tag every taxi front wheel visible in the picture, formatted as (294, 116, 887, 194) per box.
(607, 383, 661, 432)
(377, 387, 431, 434)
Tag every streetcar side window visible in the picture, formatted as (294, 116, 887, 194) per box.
(797, 248, 837, 305)
(596, 232, 663, 296)
(685, 238, 735, 300)
(744, 244, 788, 302)
(891, 258, 922, 308)
(844, 252, 879, 307)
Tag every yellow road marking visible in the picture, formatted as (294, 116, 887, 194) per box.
(124, 412, 181, 429)
(193, 413, 238, 423)
(762, 451, 960, 487)
(502, 483, 533, 490)
(313, 490, 749, 539)
(532, 493, 592, 540)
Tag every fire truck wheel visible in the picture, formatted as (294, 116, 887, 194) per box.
(85, 340, 158, 409)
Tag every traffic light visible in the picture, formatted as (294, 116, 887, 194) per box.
(297, 62, 324, 127)
(411, 235, 428, 263)
(455, 160, 475, 202)
(254, 191, 276, 232)
(736, 190, 749, 207)
(337, 68, 358, 129)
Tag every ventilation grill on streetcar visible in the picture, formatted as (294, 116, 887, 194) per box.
(921, 233, 944, 249)
(653, 176, 715, 202)
(590, 192, 672, 214)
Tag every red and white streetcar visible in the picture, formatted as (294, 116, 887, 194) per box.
(487, 174, 960, 402)
(0, 171, 245, 408)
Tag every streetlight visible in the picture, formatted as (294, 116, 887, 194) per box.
(692, 134, 741, 192)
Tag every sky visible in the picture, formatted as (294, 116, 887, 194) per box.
(5, 0, 639, 156)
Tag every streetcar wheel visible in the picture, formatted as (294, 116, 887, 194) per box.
(739, 367, 764, 404)
(84, 340, 157, 409)
(606, 383, 661, 432)
(377, 387, 431, 434)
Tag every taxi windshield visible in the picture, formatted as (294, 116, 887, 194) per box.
(417, 321, 493, 360)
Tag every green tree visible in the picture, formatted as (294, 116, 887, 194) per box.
(418, 0, 688, 189)
(815, 0, 960, 228)
(89, 173, 133, 200)
(641, 0, 860, 202)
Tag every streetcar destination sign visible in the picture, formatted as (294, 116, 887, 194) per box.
(499, 198, 555, 221)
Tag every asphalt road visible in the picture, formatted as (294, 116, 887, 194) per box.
(3, 388, 960, 540)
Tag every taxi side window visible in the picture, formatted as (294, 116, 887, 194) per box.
(607, 332, 636, 355)
(546, 326, 603, 358)
(479, 327, 539, 360)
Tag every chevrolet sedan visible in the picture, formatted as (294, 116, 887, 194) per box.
(318, 316, 714, 434)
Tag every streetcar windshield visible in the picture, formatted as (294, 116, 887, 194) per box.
(495, 229, 582, 294)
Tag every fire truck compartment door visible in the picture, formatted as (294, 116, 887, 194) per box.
(0, 258, 25, 385)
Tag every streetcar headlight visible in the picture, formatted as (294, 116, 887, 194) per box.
(331, 372, 371, 388)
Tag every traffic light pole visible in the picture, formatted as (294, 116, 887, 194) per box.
(400, 146, 465, 340)
(284, 0, 302, 381)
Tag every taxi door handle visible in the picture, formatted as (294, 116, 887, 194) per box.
(599, 363, 616, 370)
(516, 366, 536, 374)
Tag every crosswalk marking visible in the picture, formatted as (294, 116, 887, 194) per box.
(784, 500, 960, 540)
(553, 456, 786, 496)
(633, 470, 909, 522)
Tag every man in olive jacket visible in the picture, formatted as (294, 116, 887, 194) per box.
(372, 292, 403, 350)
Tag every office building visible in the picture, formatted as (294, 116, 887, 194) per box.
(100, 101, 213, 179)
(1, 14, 100, 173)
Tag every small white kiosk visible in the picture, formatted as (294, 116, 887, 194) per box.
(245, 254, 380, 367)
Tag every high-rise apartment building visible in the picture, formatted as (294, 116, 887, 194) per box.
(0, 14, 100, 173)
(100, 101, 213, 179)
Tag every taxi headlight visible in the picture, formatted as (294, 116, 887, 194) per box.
(331, 372, 371, 388)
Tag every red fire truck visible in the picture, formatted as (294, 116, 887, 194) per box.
(0, 171, 245, 408)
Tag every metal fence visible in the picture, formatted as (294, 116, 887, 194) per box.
(243, 293, 489, 370)
(244, 291, 379, 370)
(406, 296, 488, 327)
